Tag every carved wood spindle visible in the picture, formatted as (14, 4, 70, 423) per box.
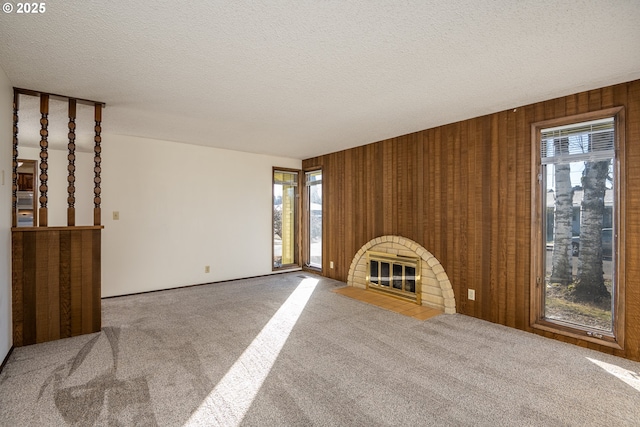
(67, 99, 77, 226)
(38, 94, 49, 227)
(93, 103, 102, 226)
(11, 90, 19, 228)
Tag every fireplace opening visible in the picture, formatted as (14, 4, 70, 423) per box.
(367, 251, 421, 304)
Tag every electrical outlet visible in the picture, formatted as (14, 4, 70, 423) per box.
(330, 261, 334, 269)
(468, 289, 476, 301)
(205, 265, 210, 273)
(112, 211, 120, 220)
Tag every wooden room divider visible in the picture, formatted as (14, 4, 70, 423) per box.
(11, 88, 105, 346)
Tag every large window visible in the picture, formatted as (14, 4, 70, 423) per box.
(273, 169, 299, 269)
(532, 108, 625, 348)
(305, 170, 322, 269)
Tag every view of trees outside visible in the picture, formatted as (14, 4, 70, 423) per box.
(543, 120, 615, 332)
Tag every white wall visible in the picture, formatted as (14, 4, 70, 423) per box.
(101, 134, 301, 297)
(0, 66, 13, 361)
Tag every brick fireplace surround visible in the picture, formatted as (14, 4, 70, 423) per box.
(347, 235, 456, 314)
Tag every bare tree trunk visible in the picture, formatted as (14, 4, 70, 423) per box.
(574, 160, 610, 302)
(550, 161, 573, 285)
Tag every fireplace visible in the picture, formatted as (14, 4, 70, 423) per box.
(367, 251, 421, 303)
(347, 235, 456, 314)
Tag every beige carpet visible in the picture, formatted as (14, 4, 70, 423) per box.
(1, 272, 639, 426)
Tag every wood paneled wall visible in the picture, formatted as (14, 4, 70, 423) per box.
(303, 80, 640, 361)
(12, 227, 102, 346)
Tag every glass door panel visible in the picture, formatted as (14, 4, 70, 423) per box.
(306, 170, 322, 269)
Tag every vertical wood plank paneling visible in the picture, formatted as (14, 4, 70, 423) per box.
(390, 137, 398, 235)
(451, 124, 461, 299)
(59, 230, 71, 337)
(506, 109, 517, 328)
(70, 230, 83, 336)
(336, 152, 346, 277)
(458, 122, 468, 309)
(352, 147, 364, 251)
(12, 228, 102, 347)
(496, 111, 508, 325)
(11, 232, 23, 346)
(489, 113, 500, 323)
(344, 149, 355, 273)
(481, 116, 493, 320)
(302, 79, 640, 362)
(81, 230, 93, 334)
(424, 128, 435, 252)
(92, 230, 102, 331)
(566, 94, 577, 115)
(432, 130, 441, 256)
(415, 132, 425, 250)
(22, 232, 36, 345)
(601, 86, 614, 109)
(577, 91, 589, 114)
(47, 231, 60, 341)
(35, 231, 49, 343)
(406, 135, 414, 240)
(624, 82, 640, 361)
(364, 145, 374, 243)
(515, 106, 530, 330)
(589, 88, 602, 110)
(382, 140, 393, 234)
(465, 119, 477, 318)
(374, 143, 384, 237)
(396, 136, 407, 238)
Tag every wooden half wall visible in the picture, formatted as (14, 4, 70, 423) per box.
(302, 79, 640, 361)
(11, 89, 104, 347)
(12, 226, 102, 346)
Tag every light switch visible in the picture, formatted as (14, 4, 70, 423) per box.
(113, 211, 120, 220)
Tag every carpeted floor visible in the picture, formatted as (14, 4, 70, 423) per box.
(1, 272, 639, 426)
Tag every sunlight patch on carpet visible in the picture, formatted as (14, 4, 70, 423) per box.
(587, 357, 640, 392)
(185, 277, 319, 426)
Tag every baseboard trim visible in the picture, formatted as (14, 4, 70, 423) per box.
(102, 269, 306, 300)
(0, 346, 15, 375)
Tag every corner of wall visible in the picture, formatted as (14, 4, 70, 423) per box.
(0, 65, 13, 362)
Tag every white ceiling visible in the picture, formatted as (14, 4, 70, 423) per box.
(1, 1, 639, 159)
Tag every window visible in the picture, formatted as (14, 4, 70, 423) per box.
(531, 108, 625, 348)
(305, 170, 322, 269)
(273, 169, 299, 269)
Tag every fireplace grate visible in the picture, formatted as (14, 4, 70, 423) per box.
(366, 251, 421, 304)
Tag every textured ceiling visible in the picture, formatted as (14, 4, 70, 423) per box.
(1, 1, 640, 159)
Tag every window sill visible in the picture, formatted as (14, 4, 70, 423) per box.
(532, 320, 623, 350)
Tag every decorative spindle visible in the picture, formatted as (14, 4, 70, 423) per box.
(93, 103, 102, 226)
(67, 99, 77, 226)
(11, 90, 19, 228)
(38, 94, 49, 227)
